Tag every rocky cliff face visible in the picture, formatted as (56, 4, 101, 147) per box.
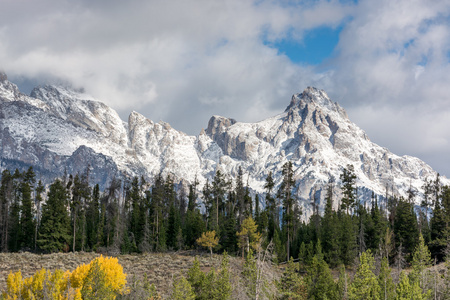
(0, 75, 445, 218)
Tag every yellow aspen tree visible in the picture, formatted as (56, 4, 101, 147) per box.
(237, 216, 262, 258)
(196, 230, 219, 258)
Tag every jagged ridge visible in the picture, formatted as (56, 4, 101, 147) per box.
(0, 74, 445, 218)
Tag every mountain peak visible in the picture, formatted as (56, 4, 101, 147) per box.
(285, 87, 347, 119)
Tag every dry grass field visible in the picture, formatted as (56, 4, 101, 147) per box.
(0, 251, 281, 298)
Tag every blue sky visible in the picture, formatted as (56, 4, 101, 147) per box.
(1, 0, 450, 177)
(268, 25, 343, 65)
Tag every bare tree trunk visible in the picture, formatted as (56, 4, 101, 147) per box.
(255, 240, 273, 300)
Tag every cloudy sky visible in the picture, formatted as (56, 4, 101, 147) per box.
(1, 0, 450, 177)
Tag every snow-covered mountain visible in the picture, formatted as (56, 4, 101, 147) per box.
(0, 72, 446, 217)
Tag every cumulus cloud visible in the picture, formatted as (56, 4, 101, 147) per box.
(1, 0, 450, 176)
(325, 0, 450, 175)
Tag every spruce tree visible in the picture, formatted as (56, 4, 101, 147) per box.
(279, 161, 295, 260)
(184, 209, 205, 249)
(338, 212, 357, 265)
(70, 172, 91, 252)
(305, 252, 339, 299)
(167, 203, 181, 250)
(340, 164, 357, 215)
(20, 167, 35, 250)
(212, 169, 228, 231)
(264, 171, 277, 240)
(150, 174, 165, 250)
(0, 170, 13, 252)
(394, 197, 419, 259)
(430, 185, 450, 260)
(127, 176, 142, 251)
(38, 179, 71, 252)
(86, 183, 100, 251)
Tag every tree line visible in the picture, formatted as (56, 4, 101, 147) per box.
(0, 163, 449, 266)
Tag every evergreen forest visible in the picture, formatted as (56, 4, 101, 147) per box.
(1, 162, 450, 299)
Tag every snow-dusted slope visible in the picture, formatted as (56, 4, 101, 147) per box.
(205, 87, 444, 217)
(0, 73, 446, 217)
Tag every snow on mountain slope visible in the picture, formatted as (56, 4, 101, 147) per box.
(0, 73, 446, 218)
(205, 87, 443, 217)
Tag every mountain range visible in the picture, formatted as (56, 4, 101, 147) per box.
(0, 72, 446, 218)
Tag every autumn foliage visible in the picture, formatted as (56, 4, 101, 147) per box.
(1, 255, 126, 300)
(196, 230, 219, 257)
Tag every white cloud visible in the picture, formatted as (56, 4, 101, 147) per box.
(1, 0, 450, 176)
(325, 0, 450, 176)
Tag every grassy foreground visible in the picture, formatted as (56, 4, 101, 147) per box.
(0, 251, 280, 298)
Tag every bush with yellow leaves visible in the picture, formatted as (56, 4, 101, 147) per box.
(1, 255, 126, 300)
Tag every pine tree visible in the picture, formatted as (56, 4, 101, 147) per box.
(167, 203, 182, 250)
(0, 170, 13, 252)
(212, 170, 228, 232)
(170, 276, 195, 300)
(273, 228, 286, 263)
(340, 164, 357, 215)
(348, 250, 380, 300)
(337, 264, 348, 300)
(128, 176, 142, 252)
(71, 172, 91, 252)
(277, 257, 307, 300)
(430, 185, 449, 261)
(38, 179, 71, 252)
(305, 252, 339, 299)
(321, 177, 340, 265)
(187, 257, 205, 297)
(187, 178, 198, 212)
(236, 167, 246, 226)
(213, 252, 233, 300)
(150, 174, 165, 250)
(184, 209, 205, 249)
(339, 212, 357, 265)
(242, 249, 258, 299)
(221, 213, 237, 253)
(86, 183, 100, 251)
(279, 161, 295, 260)
(20, 166, 36, 250)
(394, 197, 419, 259)
(395, 271, 430, 300)
(378, 257, 395, 300)
(410, 233, 432, 294)
(264, 171, 277, 240)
